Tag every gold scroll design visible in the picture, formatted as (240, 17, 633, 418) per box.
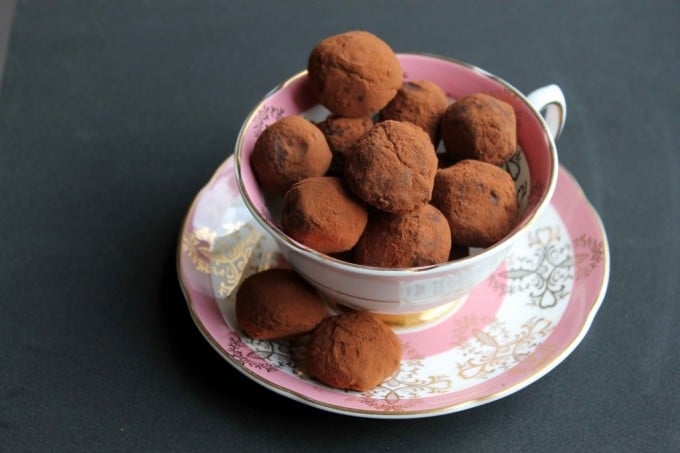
(572, 233, 604, 280)
(489, 226, 573, 309)
(184, 223, 295, 375)
(182, 224, 264, 297)
(226, 331, 297, 374)
(450, 314, 496, 347)
(457, 317, 554, 380)
(357, 343, 452, 412)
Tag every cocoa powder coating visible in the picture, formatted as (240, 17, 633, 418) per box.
(354, 204, 451, 268)
(432, 159, 519, 247)
(251, 115, 332, 196)
(316, 115, 374, 175)
(307, 31, 403, 117)
(380, 80, 449, 145)
(281, 176, 368, 254)
(344, 120, 438, 214)
(440, 93, 517, 165)
(307, 311, 402, 391)
(235, 269, 328, 340)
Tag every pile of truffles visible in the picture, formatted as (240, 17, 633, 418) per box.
(236, 269, 401, 392)
(238, 30, 522, 392)
(252, 30, 519, 266)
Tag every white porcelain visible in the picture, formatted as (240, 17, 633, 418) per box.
(526, 84, 567, 140)
(235, 54, 566, 316)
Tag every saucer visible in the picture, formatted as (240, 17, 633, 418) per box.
(177, 156, 609, 419)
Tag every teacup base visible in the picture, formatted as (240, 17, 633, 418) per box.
(324, 296, 465, 328)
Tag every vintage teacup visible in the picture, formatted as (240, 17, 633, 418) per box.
(235, 53, 565, 324)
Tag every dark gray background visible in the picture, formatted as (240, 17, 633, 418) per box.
(1, 1, 678, 451)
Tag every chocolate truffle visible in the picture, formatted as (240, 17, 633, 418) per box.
(251, 115, 332, 196)
(235, 268, 327, 340)
(307, 311, 402, 391)
(307, 31, 403, 117)
(354, 204, 451, 268)
(380, 80, 449, 145)
(440, 93, 517, 165)
(281, 176, 368, 254)
(316, 115, 374, 175)
(345, 120, 438, 214)
(432, 159, 519, 248)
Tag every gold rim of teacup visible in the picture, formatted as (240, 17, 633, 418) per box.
(323, 295, 464, 328)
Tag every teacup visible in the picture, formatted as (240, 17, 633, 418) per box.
(235, 53, 565, 325)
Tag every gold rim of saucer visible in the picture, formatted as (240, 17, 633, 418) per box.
(324, 296, 464, 328)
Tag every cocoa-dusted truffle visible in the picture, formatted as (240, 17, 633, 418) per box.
(235, 268, 327, 340)
(316, 115, 374, 175)
(440, 93, 517, 165)
(307, 31, 402, 117)
(354, 204, 451, 268)
(251, 115, 332, 196)
(380, 80, 449, 145)
(307, 311, 402, 391)
(345, 120, 438, 214)
(281, 176, 368, 254)
(432, 159, 519, 247)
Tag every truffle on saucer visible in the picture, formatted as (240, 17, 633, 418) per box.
(306, 311, 402, 391)
(235, 268, 328, 340)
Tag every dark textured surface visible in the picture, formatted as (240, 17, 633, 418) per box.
(1, 1, 678, 451)
(0, 0, 16, 92)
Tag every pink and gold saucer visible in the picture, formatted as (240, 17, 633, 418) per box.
(177, 156, 609, 419)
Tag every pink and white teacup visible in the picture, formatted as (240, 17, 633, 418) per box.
(235, 53, 565, 325)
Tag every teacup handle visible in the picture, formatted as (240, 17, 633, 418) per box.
(526, 84, 567, 141)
